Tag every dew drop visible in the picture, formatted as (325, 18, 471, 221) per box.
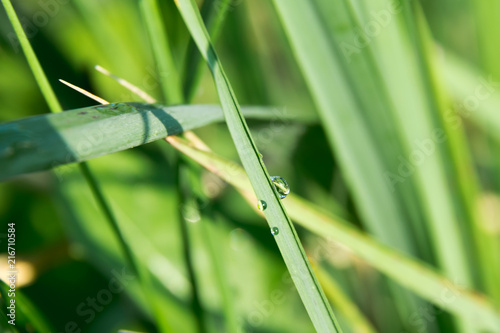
(270, 176, 290, 199)
(257, 200, 267, 211)
(181, 202, 200, 223)
(271, 227, 279, 236)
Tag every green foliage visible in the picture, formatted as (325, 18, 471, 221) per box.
(1, 0, 500, 333)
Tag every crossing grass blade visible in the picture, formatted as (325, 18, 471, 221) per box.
(0, 104, 300, 181)
(166, 135, 500, 332)
(182, 0, 233, 101)
(139, 0, 183, 104)
(441, 51, 500, 144)
(314, 265, 378, 333)
(174, 0, 341, 331)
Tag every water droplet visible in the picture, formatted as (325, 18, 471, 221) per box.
(271, 227, 279, 236)
(181, 203, 200, 223)
(270, 176, 290, 199)
(257, 200, 267, 211)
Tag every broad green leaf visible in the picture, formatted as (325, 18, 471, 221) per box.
(0, 103, 305, 181)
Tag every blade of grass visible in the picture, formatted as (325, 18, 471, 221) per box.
(401, 5, 488, 331)
(139, 0, 183, 104)
(179, 140, 240, 333)
(441, 51, 500, 145)
(177, 161, 207, 333)
(198, 209, 240, 333)
(0, 0, 61, 113)
(270, 0, 413, 255)
(313, 264, 378, 333)
(166, 135, 500, 332)
(94, 65, 157, 104)
(182, 0, 233, 102)
(440, 48, 500, 306)
(138, 2, 208, 329)
(174, 0, 341, 331)
(0, 103, 299, 181)
(400, 0, 473, 283)
(270, 0, 428, 328)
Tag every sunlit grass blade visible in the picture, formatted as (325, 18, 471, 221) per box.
(182, 0, 233, 101)
(94, 65, 157, 104)
(271, 0, 413, 254)
(0, 104, 298, 181)
(138, 2, 208, 328)
(139, 0, 183, 104)
(270, 0, 429, 328)
(174, 0, 341, 331)
(0, 0, 61, 113)
(178, 144, 240, 333)
(403, 7, 497, 332)
(313, 264, 378, 333)
(166, 135, 500, 332)
(441, 51, 500, 144)
(177, 161, 207, 333)
(445, 1, 500, 302)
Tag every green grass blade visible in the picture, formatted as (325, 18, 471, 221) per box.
(0, 0, 62, 113)
(0, 104, 296, 180)
(177, 161, 207, 333)
(138, 1, 208, 329)
(270, 0, 413, 254)
(314, 266, 378, 333)
(167, 135, 500, 332)
(139, 0, 183, 104)
(179, 154, 240, 333)
(441, 50, 500, 304)
(199, 211, 240, 333)
(441, 51, 500, 145)
(182, 0, 233, 101)
(174, 0, 341, 331)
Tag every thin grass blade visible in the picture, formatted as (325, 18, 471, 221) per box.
(174, 0, 341, 331)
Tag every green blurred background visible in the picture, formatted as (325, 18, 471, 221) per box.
(1, 0, 499, 332)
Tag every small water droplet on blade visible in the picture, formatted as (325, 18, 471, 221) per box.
(271, 227, 279, 236)
(257, 200, 267, 211)
(270, 176, 290, 199)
